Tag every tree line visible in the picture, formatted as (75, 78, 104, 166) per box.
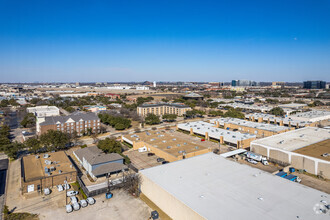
(98, 113, 132, 130)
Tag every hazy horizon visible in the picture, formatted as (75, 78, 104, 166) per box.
(1, 0, 330, 83)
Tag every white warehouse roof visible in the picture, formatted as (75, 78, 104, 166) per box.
(210, 117, 289, 132)
(177, 121, 256, 144)
(251, 127, 330, 152)
(141, 153, 329, 220)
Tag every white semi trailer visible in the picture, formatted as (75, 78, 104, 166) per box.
(246, 152, 269, 165)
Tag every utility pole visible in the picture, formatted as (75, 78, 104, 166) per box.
(65, 177, 67, 205)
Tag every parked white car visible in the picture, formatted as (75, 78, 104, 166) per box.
(66, 204, 73, 213)
(80, 199, 88, 208)
(66, 191, 78, 197)
(63, 183, 70, 190)
(57, 185, 64, 192)
(86, 197, 95, 205)
(44, 188, 50, 195)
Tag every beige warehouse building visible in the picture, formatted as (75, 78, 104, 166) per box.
(140, 153, 329, 220)
(122, 130, 210, 162)
(251, 127, 330, 179)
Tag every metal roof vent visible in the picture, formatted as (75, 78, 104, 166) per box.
(167, 146, 171, 149)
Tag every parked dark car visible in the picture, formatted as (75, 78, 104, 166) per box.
(157, 158, 165, 162)
(148, 153, 155, 157)
(162, 161, 169, 164)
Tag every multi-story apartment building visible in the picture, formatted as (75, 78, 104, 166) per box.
(137, 103, 191, 117)
(37, 112, 100, 136)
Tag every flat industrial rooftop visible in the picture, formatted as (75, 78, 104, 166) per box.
(251, 127, 330, 152)
(177, 121, 256, 144)
(210, 117, 289, 132)
(22, 151, 76, 182)
(124, 130, 208, 157)
(293, 139, 330, 161)
(141, 153, 329, 220)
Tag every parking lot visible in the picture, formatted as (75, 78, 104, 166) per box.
(124, 150, 160, 170)
(5, 159, 152, 220)
(38, 189, 152, 220)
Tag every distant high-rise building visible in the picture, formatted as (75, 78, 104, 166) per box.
(303, 81, 326, 89)
(153, 81, 156, 87)
(232, 79, 257, 87)
(76, 82, 80, 86)
(272, 82, 285, 89)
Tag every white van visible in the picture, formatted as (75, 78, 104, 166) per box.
(70, 196, 78, 204)
(80, 199, 88, 208)
(44, 188, 50, 195)
(67, 191, 78, 197)
(86, 197, 95, 205)
(66, 204, 73, 213)
(72, 202, 80, 211)
(57, 185, 64, 192)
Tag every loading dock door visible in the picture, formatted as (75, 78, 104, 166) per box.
(27, 184, 34, 193)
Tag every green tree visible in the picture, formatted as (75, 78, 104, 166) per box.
(8, 98, 19, 106)
(145, 113, 161, 125)
(20, 113, 36, 128)
(25, 138, 41, 154)
(115, 123, 126, 130)
(269, 107, 285, 116)
(266, 98, 279, 104)
(4, 142, 24, 159)
(97, 138, 122, 154)
(136, 97, 154, 106)
(162, 114, 177, 122)
(64, 106, 75, 113)
(224, 108, 244, 119)
(40, 130, 70, 151)
(0, 99, 9, 107)
(208, 110, 223, 117)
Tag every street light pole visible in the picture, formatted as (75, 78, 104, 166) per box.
(65, 177, 67, 205)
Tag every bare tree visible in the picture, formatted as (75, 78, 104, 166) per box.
(91, 132, 99, 144)
(123, 174, 142, 196)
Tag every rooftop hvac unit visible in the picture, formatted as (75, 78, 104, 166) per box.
(43, 154, 49, 158)
(35, 155, 40, 159)
(59, 170, 62, 174)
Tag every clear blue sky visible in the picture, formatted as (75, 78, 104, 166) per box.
(0, 0, 329, 83)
